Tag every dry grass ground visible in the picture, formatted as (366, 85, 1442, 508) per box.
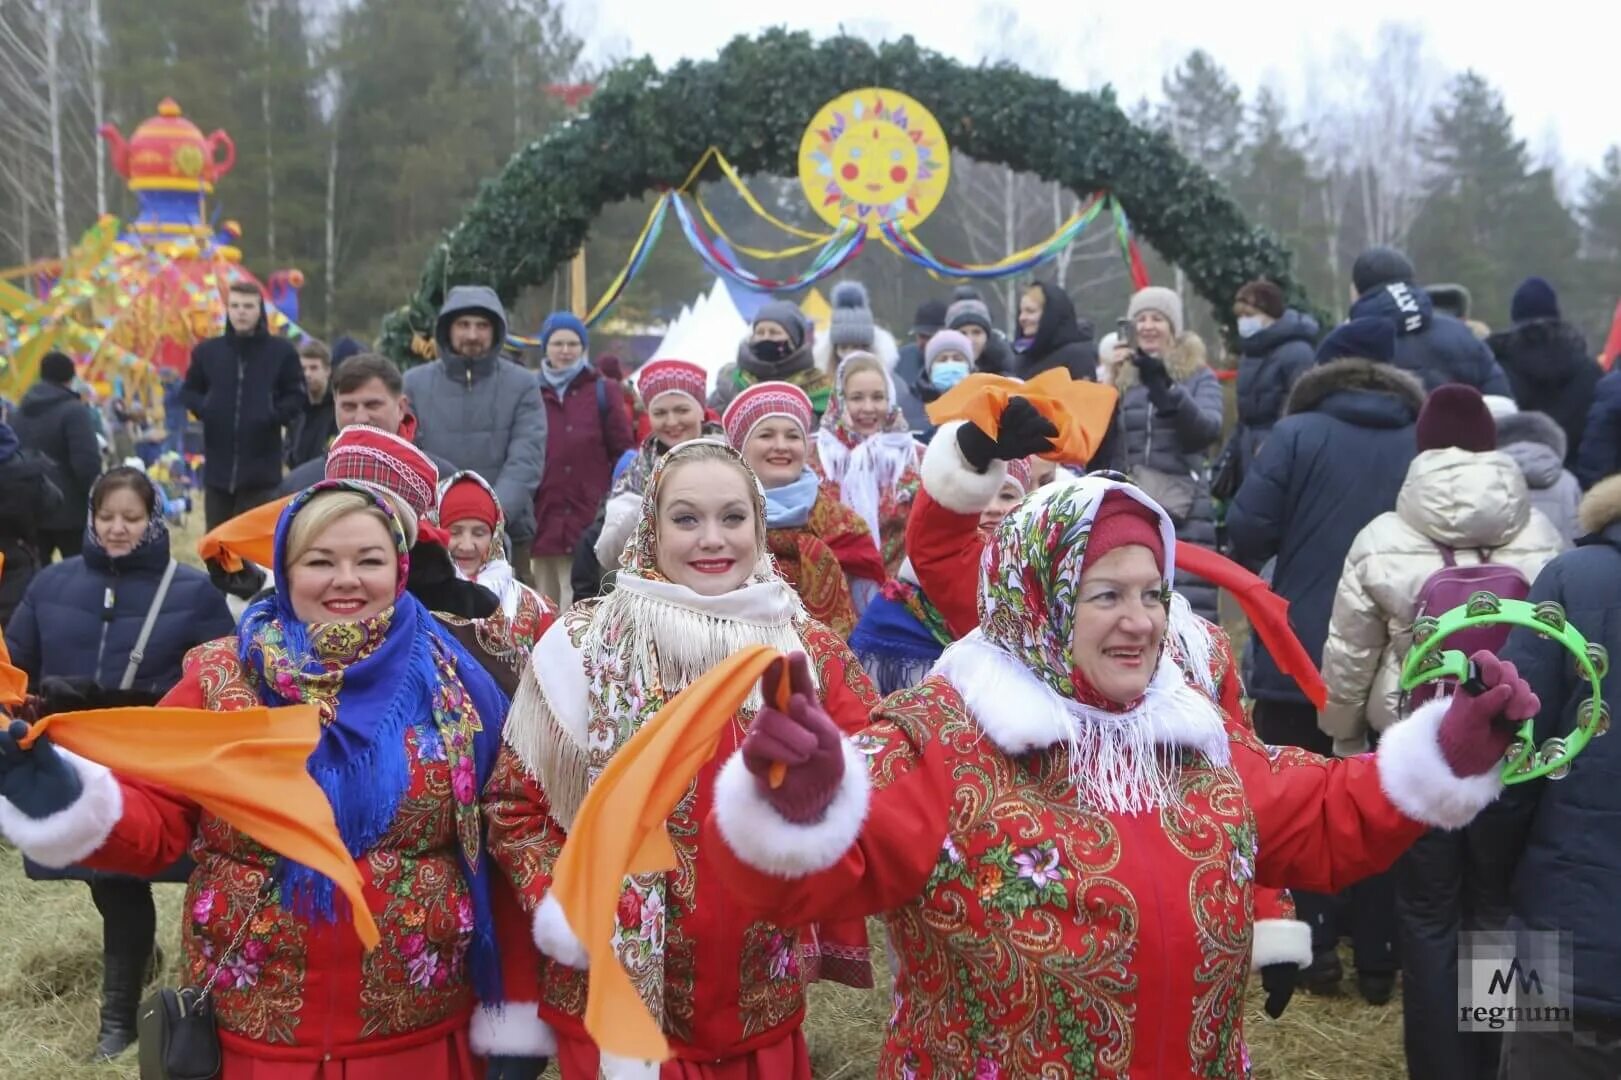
(0, 517, 1403, 1077)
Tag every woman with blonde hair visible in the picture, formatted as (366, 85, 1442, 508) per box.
(814, 351, 922, 575)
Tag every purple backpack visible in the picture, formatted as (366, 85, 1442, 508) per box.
(1406, 544, 1529, 709)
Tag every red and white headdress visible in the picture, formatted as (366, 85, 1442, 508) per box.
(721, 381, 814, 449)
(636, 359, 708, 409)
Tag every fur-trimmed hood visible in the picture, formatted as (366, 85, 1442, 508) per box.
(1580, 475, 1621, 536)
(1283, 358, 1425, 420)
(1111, 332, 1210, 393)
(1496, 410, 1567, 460)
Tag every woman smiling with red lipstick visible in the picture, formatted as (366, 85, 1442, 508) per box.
(484, 439, 880, 1078)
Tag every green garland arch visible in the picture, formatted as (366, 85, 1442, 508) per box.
(379, 29, 1310, 361)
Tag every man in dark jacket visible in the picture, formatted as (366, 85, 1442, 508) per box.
(1226, 317, 1425, 995)
(1576, 368, 1621, 489)
(0, 421, 62, 624)
(892, 298, 944, 432)
(1488, 276, 1598, 469)
(1013, 280, 1098, 381)
(182, 282, 306, 528)
(1484, 476, 1621, 1077)
(1346, 246, 1511, 396)
(12, 351, 101, 560)
(1231, 279, 1320, 476)
(286, 338, 338, 468)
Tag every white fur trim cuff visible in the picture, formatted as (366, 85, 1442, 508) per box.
(0, 748, 123, 868)
(921, 422, 1009, 514)
(1251, 918, 1313, 971)
(601, 1052, 660, 1080)
(532, 894, 590, 970)
(468, 1002, 556, 1057)
(712, 739, 870, 879)
(1377, 698, 1505, 829)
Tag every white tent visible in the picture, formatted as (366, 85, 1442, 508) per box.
(647, 277, 750, 392)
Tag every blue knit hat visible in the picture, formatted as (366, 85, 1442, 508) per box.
(539, 311, 589, 351)
(1510, 277, 1560, 323)
(1316, 317, 1397, 366)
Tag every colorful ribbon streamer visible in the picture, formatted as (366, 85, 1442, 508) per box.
(669, 194, 864, 293)
(877, 194, 1107, 279)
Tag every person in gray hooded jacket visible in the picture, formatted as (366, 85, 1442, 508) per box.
(1496, 409, 1581, 547)
(404, 285, 546, 570)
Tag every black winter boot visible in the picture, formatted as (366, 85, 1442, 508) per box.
(90, 949, 148, 1060)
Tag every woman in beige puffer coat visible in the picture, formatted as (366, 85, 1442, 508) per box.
(1319, 425, 1564, 757)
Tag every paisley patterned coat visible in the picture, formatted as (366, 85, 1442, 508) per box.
(69, 639, 542, 1063)
(767, 486, 887, 639)
(705, 628, 1489, 1079)
(484, 620, 880, 1066)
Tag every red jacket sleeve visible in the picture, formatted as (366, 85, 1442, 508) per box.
(905, 486, 984, 640)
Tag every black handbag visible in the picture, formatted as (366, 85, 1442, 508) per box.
(137, 881, 272, 1080)
(1209, 434, 1242, 502)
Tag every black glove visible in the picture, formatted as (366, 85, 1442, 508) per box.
(37, 677, 162, 718)
(955, 396, 1059, 473)
(485, 1056, 548, 1080)
(0, 717, 84, 819)
(1260, 962, 1298, 1019)
(206, 558, 268, 601)
(1131, 350, 1173, 397)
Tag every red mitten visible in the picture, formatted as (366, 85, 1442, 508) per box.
(740, 653, 845, 824)
(1437, 652, 1541, 777)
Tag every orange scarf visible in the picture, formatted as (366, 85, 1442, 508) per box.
(20, 703, 380, 949)
(197, 495, 292, 572)
(550, 644, 784, 1065)
(926, 367, 1119, 466)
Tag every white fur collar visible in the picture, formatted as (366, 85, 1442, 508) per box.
(931, 632, 1230, 813)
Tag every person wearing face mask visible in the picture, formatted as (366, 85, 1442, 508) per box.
(1104, 287, 1225, 621)
(3, 466, 233, 1061)
(528, 312, 636, 609)
(907, 329, 973, 443)
(705, 451, 1540, 1078)
(1220, 280, 1319, 489)
(437, 470, 556, 655)
(815, 353, 923, 576)
(576, 360, 722, 602)
(484, 438, 882, 1079)
(0, 480, 554, 1078)
(849, 456, 1033, 694)
(709, 302, 832, 419)
(723, 383, 886, 638)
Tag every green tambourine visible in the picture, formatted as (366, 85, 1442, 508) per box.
(1401, 593, 1610, 784)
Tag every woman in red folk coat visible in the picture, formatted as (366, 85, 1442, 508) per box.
(700, 401, 1539, 1078)
(722, 381, 887, 637)
(0, 481, 551, 1079)
(483, 438, 881, 1079)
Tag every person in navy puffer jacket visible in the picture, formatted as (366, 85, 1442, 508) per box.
(1229, 279, 1320, 478)
(1346, 246, 1511, 396)
(3, 466, 234, 1062)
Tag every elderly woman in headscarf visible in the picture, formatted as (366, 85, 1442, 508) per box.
(483, 438, 881, 1078)
(699, 401, 1539, 1078)
(814, 351, 924, 576)
(722, 382, 887, 636)
(0, 480, 552, 1078)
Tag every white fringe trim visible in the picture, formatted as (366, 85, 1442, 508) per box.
(1251, 918, 1313, 971)
(1377, 698, 1505, 829)
(1168, 592, 1218, 699)
(532, 894, 590, 970)
(933, 632, 1230, 814)
(601, 1052, 660, 1080)
(712, 740, 871, 879)
(920, 422, 1008, 514)
(468, 1002, 557, 1057)
(0, 748, 123, 868)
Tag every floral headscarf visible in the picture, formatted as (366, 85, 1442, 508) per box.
(979, 474, 1177, 711)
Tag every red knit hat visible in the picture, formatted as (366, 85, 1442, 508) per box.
(637, 359, 707, 409)
(1082, 490, 1165, 574)
(722, 381, 814, 448)
(439, 475, 500, 531)
(325, 425, 439, 521)
(1416, 384, 1496, 452)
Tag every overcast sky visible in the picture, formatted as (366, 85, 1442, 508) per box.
(578, 0, 1617, 180)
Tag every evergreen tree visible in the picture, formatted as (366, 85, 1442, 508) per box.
(1230, 88, 1335, 314)
(1159, 50, 1244, 185)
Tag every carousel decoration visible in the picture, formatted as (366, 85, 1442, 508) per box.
(0, 98, 304, 422)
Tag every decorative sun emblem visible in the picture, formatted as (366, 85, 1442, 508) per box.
(799, 87, 950, 236)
